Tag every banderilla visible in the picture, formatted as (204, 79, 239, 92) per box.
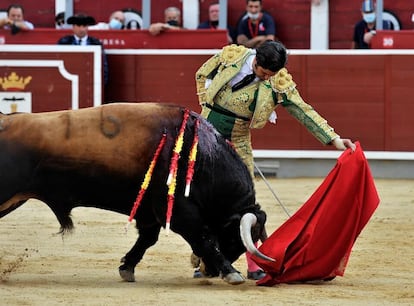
(254, 162, 291, 218)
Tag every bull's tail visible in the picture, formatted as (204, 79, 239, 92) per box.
(0, 199, 26, 219)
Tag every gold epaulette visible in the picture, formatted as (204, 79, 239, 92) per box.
(219, 44, 250, 67)
(271, 68, 297, 93)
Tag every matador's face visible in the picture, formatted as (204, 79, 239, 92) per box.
(253, 59, 277, 81)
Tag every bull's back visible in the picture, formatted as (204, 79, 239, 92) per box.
(0, 103, 185, 176)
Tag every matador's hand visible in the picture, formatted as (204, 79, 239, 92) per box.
(332, 137, 356, 152)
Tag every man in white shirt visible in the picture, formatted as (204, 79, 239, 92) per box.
(0, 4, 34, 34)
(89, 10, 126, 30)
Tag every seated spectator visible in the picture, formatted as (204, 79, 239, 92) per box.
(148, 7, 182, 36)
(57, 14, 108, 86)
(352, 0, 394, 49)
(236, 0, 276, 48)
(89, 10, 126, 30)
(197, 2, 235, 44)
(0, 4, 34, 34)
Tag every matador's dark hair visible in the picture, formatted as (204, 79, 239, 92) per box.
(255, 40, 287, 73)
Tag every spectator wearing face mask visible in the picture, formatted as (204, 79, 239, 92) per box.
(88, 10, 126, 30)
(236, 0, 276, 48)
(352, 0, 394, 49)
(148, 6, 182, 36)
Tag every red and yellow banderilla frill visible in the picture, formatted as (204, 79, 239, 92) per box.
(127, 109, 199, 235)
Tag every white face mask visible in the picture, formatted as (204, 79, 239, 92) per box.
(109, 18, 123, 29)
(247, 12, 260, 20)
(363, 12, 376, 23)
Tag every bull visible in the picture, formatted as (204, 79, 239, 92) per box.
(0, 102, 272, 285)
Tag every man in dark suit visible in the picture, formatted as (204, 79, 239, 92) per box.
(197, 2, 235, 44)
(57, 14, 108, 86)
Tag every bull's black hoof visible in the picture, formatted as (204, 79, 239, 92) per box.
(119, 264, 135, 282)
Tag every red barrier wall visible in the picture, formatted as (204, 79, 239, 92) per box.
(104, 50, 414, 152)
(1, 43, 413, 152)
(371, 30, 414, 49)
(0, 29, 229, 49)
(0, 45, 101, 112)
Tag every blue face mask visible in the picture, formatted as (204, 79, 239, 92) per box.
(109, 18, 123, 29)
(363, 12, 376, 23)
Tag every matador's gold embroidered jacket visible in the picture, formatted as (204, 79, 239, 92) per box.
(196, 44, 338, 142)
(195, 44, 339, 176)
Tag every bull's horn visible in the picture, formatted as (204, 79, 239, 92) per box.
(240, 213, 276, 262)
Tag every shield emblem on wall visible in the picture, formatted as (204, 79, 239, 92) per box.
(0, 72, 32, 114)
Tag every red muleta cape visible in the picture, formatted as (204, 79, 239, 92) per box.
(253, 142, 380, 286)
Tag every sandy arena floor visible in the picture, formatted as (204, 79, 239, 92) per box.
(1, 177, 413, 305)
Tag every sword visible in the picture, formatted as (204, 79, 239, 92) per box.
(254, 162, 291, 218)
